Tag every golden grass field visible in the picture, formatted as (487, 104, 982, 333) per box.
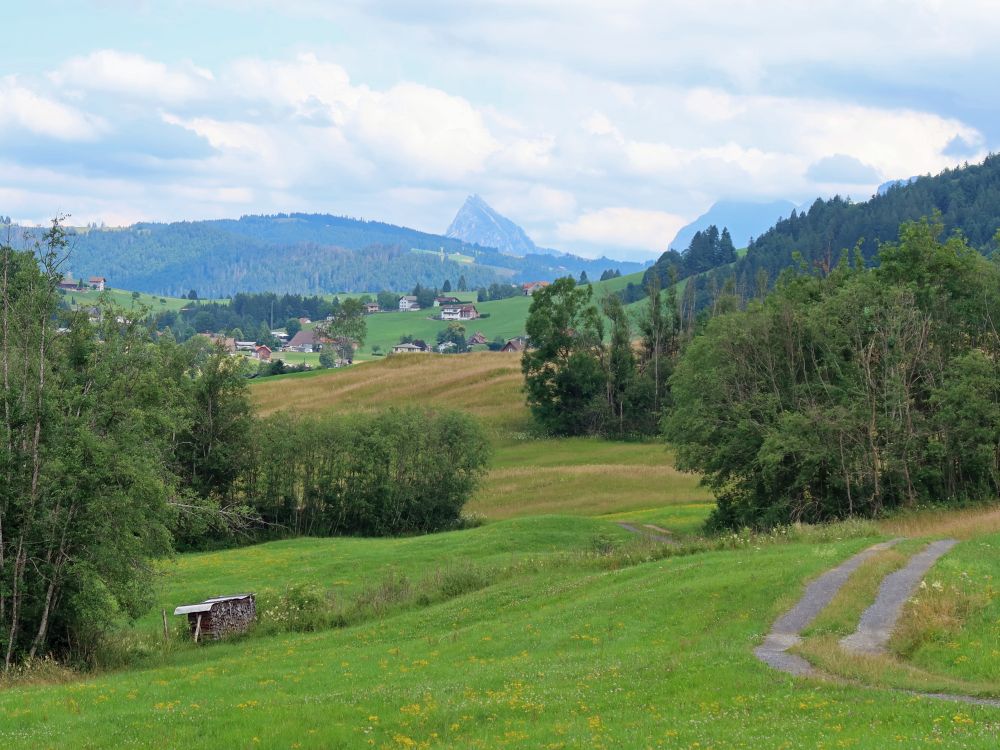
(253, 351, 530, 436)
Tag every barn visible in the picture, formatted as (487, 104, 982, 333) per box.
(173, 593, 256, 641)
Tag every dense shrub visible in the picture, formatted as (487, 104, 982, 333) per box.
(244, 408, 491, 536)
(666, 219, 1000, 530)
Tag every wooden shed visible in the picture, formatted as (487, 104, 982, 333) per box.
(174, 593, 256, 642)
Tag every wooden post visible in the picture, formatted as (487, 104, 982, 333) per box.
(161, 609, 169, 643)
(194, 613, 202, 643)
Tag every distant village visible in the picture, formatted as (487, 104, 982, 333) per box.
(58, 277, 544, 368)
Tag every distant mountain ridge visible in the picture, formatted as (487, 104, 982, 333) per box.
(877, 176, 920, 196)
(669, 199, 798, 250)
(446, 194, 539, 256)
(35, 211, 644, 297)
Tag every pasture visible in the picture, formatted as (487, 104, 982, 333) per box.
(6, 530, 1000, 748)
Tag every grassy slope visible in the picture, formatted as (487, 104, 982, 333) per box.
(133, 516, 634, 636)
(60, 287, 197, 312)
(354, 271, 643, 357)
(252, 351, 529, 438)
(8, 535, 1000, 748)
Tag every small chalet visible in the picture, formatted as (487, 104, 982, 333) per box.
(88, 276, 107, 291)
(468, 331, 488, 346)
(287, 329, 330, 353)
(392, 342, 428, 354)
(363, 302, 380, 314)
(254, 344, 272, 361)
(433, 295, 462, 307)
(174, 593, 256, 642)
(522, 281, 550, 296)
(399, 295, 420, 312)
(440, 304, 479, 321)
(58, 275, 79, 291)
(501, 338, 526, 353)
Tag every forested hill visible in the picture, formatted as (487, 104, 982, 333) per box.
(737, 155, 1000, 281)
(640, 155, 1000, 306)
(37, 213, 644, 297)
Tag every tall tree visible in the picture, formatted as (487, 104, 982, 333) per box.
(522, 278, 605, 435)
(318, 297, 367, 362)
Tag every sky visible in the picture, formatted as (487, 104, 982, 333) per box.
(1, 1, 997, 261)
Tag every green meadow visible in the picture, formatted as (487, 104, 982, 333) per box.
(59, 287, 198, 312)
(6, 531, 1000, 748)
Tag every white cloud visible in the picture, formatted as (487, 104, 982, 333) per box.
(0, 77, 106, 141)
(52, 50, 213, 103)
(557, 207, 686, 255)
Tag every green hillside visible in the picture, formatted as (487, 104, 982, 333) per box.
(354, 271, 644, 356)
(59, 287, 197, 312)
(6, 525, 999, 748)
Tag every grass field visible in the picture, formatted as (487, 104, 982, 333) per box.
(470, 438, 712, 528)
(59, 287, 198, 312)
(253, 351, 530, 437)
(133, 516, 635, 637)
(8, 531, 1000, 748)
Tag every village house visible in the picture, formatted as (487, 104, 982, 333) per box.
(58, 275, 79, 291)
(440, 303, 479, 321)
(398, 295, 420, 312)
(88, 276, 107, 291)
(254, 344, 272, 361)
(235, 340, 257, 352)
(287, 329, 325, 353)
(468, 331, 488, 346)
(433, 295, 462, 307)
(363, 301, 380, 314)
(501, 337, 526, 352)
(392, 341, 428, 354)
(270, 331, 289, 343)
(522, 281, 550, 296)
(174, 593, 256, 642)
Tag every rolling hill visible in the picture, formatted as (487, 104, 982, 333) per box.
(30, 212, 645, 298)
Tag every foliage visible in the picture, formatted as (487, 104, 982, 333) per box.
(436, 322, 468, 353)
(476, 282, 521, 302)
(0, 221, 177, 667)
(522, 277, 680, 437)
(316, 297, 367, 361)
(244, 409, 491, 536)
(156, 292, 337, 343)
(666, 218, 1000, 530)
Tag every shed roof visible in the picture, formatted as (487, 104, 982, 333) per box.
(173, 593, 254, 616)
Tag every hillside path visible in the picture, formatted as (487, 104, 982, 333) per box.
(754, 539, 901, 675)
(756, 536, 1000, 708)
(615, 522, 675, 544)
(841, 538, 958, 655)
